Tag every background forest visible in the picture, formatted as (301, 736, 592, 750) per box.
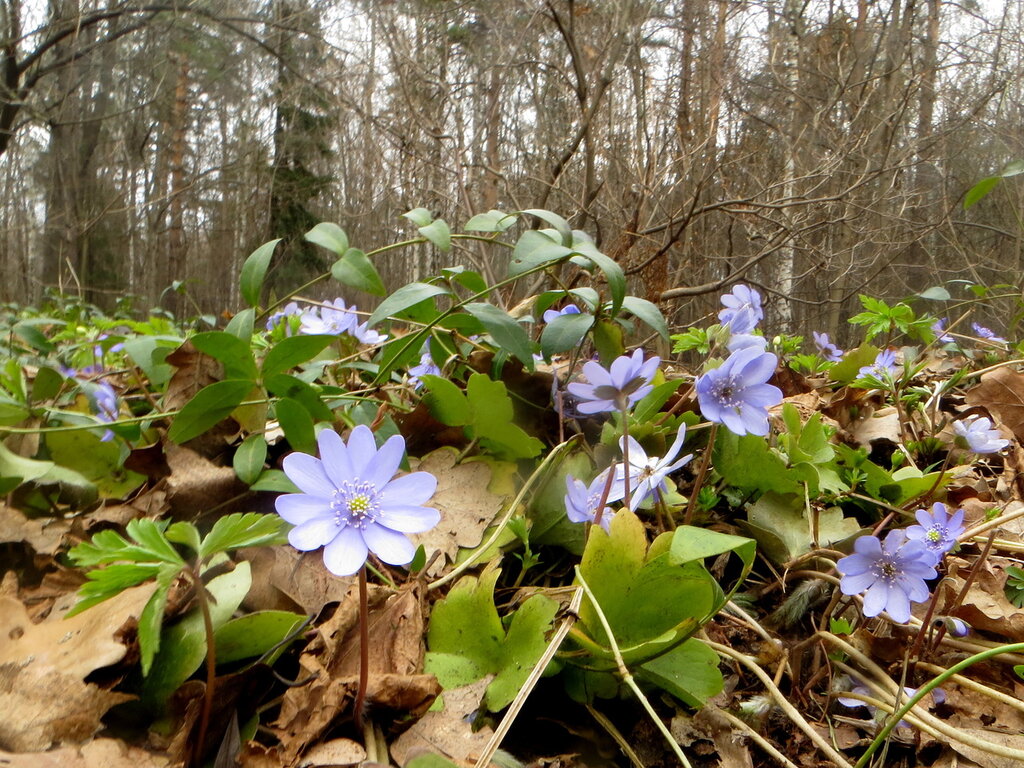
(1, 0, 1022, 339)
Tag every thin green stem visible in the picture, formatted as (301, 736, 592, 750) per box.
(683, 422, 716, 527)
(191, 563, 218, 766)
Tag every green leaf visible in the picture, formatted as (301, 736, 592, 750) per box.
(620, 296, 669, 340)
(419, 219, 451, 252)
(168, 379, 255, 444)
(138, 567, 177, 675)
(368, 282, 450, 326)
(261, 335, 334, 380)
(331, 247, 386, 295)
(233, 435, 268, 485)
(249, 468, 300, 493)
(0, 442, 54, 484)
(740, 492, 861, 566)
(520, 208, 572, 244)
(465, 373, 544, 459)
(918, 286, 951, 301)
(190, 331, 259, 381)
(403, 207, 434, 227)
(572, 511, 717, 672)
(214, 610, 306, 665)
(200, 513, 287, 560)
(712, 430, 801, 496)
(578, 247, 625, 315)
(407, 755, 462, 768)
(165, 521, 202, 553)
(464, 209, 517, 232)
(142, 561, 251, 707)
(225, 308, 255, 341)
(239, 239, 281, 308)
(637, 639, 722, 708)
(424, 564, 559, 711)
(304, 222, 348, 255)
(632, 380, 681, 424)
(592, 319, 624, 364)
(31, 366, 63, 403)
(419, 374, 471, 425)
(12, 320, 55, 353)
(46, 429, 146, 498)
(122, 336, 178, 387)
(508, 230, 573, 276)
(463, 302, 534, 368)
(264, 373, 333, 422)
(540, 312, 594, 357)
(275, 397, 316, 455)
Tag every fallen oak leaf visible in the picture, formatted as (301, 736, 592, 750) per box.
(0, 582, 156, 751)
(965, 368, 1024, 443)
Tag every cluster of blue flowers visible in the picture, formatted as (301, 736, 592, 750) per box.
(838, 502, 966, 623)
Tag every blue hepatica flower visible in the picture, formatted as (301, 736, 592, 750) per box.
(857, 349, 898, 381)
(90, 381, 119, 442)
(972, 322, 1006, 343)
(838, 681, 941, 727)
(727, 333, 768, 353)
(266, 301, 302, 333)
(300, 298, 358, 336)
(812, 331, 843, 362)
(543, 303, 582, 323)
(718, 284, 763, 334)
(953, 414, 1009, 454)
(275, 426, 440, 576)
(838, 529, 937, 623)
(617, 426, 693, 509)
(408, 345, 441, 390)
(906, 502, 965, 565)
(566, 349, 660, 415)
(564, 470, 623, 532)
(696, 347, 783, 436)
(932, 317, 953, 343)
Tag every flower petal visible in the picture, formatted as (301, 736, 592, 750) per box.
(322, 526, 368, 576)
(884, 583, 911, 623)
(840, 571, 877, 595)
(282, 453, 336, 497)
(346, 425, 378, 477)
(380, 472, 438, 506)
(377, 504, 441, 533)
(317, 429, 355, 489)
(363, 523, 416, 565)
(276, 494, 330, 525)
(862, 581, 889, 617)
(364, 433, 405, 488)
(288, 517, 341, 551)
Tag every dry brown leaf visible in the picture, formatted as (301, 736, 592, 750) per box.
(848, 406, 902, 448)
(299, 738, 366, 767)
(240, 546, 356, 614)
(274, 584, 438, 762)
(948, 728, 1024, 768)
(965, 369, 1024, 443)
(163, 340, 222, 412)
(0, 738, 170, 768)
(390, 678, 494, 768)
(941, 557, 1024, 642)
(164, 443, 243, 516)
(0, 503, 69, 555)
(409, 448, 509, 575)
(0, 583, 155, 751)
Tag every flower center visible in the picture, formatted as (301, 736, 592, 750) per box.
(330, 479, 381, 529)
(710, 377, 742, 408)
(926, 528, 943, 543)
(874, 558, 899, 581)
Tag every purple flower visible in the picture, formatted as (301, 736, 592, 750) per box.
(972, 322, 1006, 343)
(953, 415, 1009, 454)
(616, 426, 693, 509)
(696, 347, 782, 436)
(543, 304, 582, 323)
(727, 333, 768, 353)
(718, 285, 763, 334)
(838, 681, 936, 727)
(266, 301, 302, 333)
(838, 530, 937, 623)
(564, 470, 623, 532)
(812, 332, 843, 362)
(932, 318, 953, 343)
(275, 426, 440, 576)
(906, 502, 965, 564)
(937, 616, 970, 637)
(349, 318, 389, 345)
(90, 381, 119, 442)
(857, 349, 898, 381)
(408, 347, 441, 389)
(300, 298, 358, 336)
(566, 349, 660, 415)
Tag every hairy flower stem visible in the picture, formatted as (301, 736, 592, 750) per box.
(353, 565, 370, 728)
(619, 403, 631, 508)
(926, 529, 996, 655)
(683, 423, 717, 527)
(191, 564, 217, 767)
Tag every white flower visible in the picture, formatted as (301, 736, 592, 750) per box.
(616, 426, 693, 510)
